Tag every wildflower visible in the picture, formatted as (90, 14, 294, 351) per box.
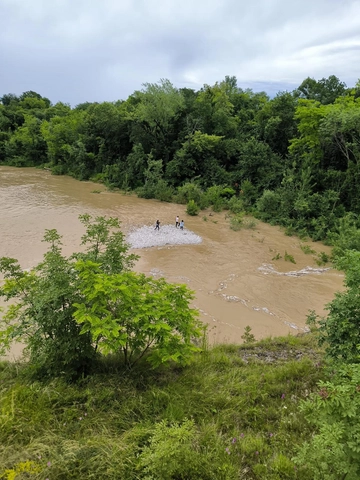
(37, 455, 42, 460)
(232, 437, 237, 444)
(79, 417, 83, 420)
(225, 447, 231, 455)
(47, 462, 51, 467)
(255, 451, 259, 455)
(269, 433, 274, 437)
(240, 433, 244, 438)
(281, 393, 285, 399)
(84, 413, 87, 416)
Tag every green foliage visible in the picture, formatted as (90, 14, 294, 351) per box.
(138, 419, 236, 479)
(0, 335, 324, 479)
(227, 196, 244, 214)
(73, 261, 202, 368)
(284, 251, 296, 264)
(272, 253, 282, 261)
(154, 179, 175, 202)
(241, 326, 255, 344)
(256, 189, 282, 220)
(317, 250, 360, 363)
(300, 244, 316, 254)
(229, 213, 244, 231)
(74, 214, 138, 274)
(2, 76, 360, 244)
(186, 199, 200, 216)
(294, 364, 360, 479)
(328, 214, 360, 260)
(315, 251, 329, 266)
(295, 75, 347, 104)
(230, 214, 257, 231)
(137, 155, 165, 199)
(0, 215, 138, 378)
(174, 182, 204, 205)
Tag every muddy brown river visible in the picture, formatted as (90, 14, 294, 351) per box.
(0, 166, 344, 358)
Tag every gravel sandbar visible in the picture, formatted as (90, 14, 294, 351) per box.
(127, 224, 202, 249)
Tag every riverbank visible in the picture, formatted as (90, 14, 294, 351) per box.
(0, 334, 323, 479)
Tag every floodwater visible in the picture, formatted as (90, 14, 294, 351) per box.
(0, 166, 344, 358)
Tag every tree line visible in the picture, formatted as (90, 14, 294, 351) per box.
(1, 75, 360, 240)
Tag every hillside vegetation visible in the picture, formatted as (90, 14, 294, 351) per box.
(0, 335, 327, 480)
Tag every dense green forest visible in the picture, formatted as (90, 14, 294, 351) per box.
(1, 75, 360, 240)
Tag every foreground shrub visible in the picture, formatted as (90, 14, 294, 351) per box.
(0, 214, 202, 378)
(316, 250, 360, 363)
(294, 364, 360, 479)
(138, 419, 237, 479)
(0, 215, 138, 378)
(74, 261, 202, 368)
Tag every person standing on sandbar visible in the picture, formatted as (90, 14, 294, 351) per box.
(155, 219, 160, 231)
(175, 215, 179, 228)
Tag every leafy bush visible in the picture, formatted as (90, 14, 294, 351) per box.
(241, 326, 255, 344)
(230, 213, 244, 231)
(294, 364, 360, 479)
(89, 172, 106, 184)
(240, 180, 258, 207)
(317, 250, 360, 363)
(284, 251, 296, 264)
(0, 214, 202, 377)
(175, 182, 204, 205)
(328, 213, 360, 260)
(186, 199, 200, 216)
(138, 419, 236, 479)
(256, 189, 282, 220)
(228, 197, 244, 214)
(300, 244, 316, 255)
(220, 187, 236, 199)
(0, 215, 138, 378)
(230, 214, 257, 231)
(154, 179, 174, 202)
(74, 261, 202, 368)
(316, 251, 330, 266)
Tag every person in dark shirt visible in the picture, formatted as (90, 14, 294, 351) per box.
(155, 219, 160, 230)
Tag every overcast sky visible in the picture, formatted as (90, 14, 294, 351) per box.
(1, 0, 360, 105)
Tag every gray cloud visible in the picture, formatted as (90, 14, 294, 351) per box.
(1, 0, 359, 105)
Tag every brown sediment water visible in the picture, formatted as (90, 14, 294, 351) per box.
(0, 166, 344, 359)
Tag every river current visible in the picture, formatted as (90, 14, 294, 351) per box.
(0, 166, 344, 357)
